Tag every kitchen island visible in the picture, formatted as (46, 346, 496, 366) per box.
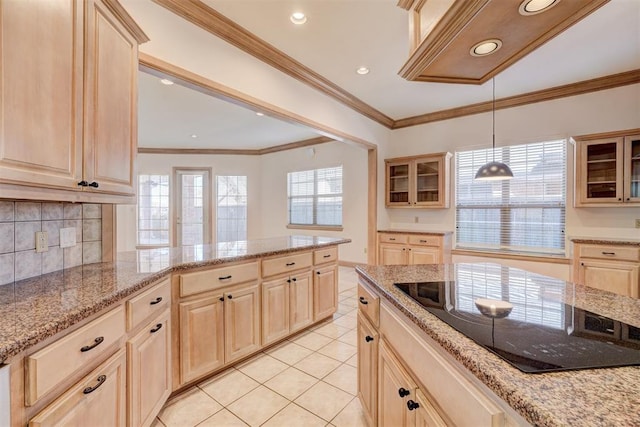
(356, 263, 640, 427)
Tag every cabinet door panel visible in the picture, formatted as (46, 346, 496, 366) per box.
(0, 0, 83, 189)
(415, 389, 447, 427)
(84, 0, 137, 194)
(179, 296, 225, 384)
(262, 278, 290, 346)
(128, 312, 171, 427)
(225, 283, 260, 363)
(578, 260, 639, 298)
(357, 313, 378, 427)
(379, 244, 407, 265)
(378, 341, 416, 427)
(314, 265, 338, 321)
(290, 271, 313, 333)
(408, 246, 440, 265)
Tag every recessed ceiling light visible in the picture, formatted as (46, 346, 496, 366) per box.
(356, 67, 370, 75)
(256, 112, 264, 116)
(519, 0, 559, 15)
(290, 12, 307, 25)
(160, 78, 174, 85)
(191, 134, 197, 138)
(470, 39, 503, 57)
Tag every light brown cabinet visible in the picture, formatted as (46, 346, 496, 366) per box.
(224, 283, 261, 363)
(385, 153, 451, 208)
(0, 0, 147, 202)
(262, 271, 313, 346)
(573, 243, 640, 298)
(357, 312, 378, 427)
(377, 232, 451, 266)
(313, 265, 338, 321)
(29, 349, 127, 427)
(378, 340, 418, 427)
(573, 129, 640, 207)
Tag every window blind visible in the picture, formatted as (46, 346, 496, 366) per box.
(137, 174, 170, 246)
(288, 166, 343, 226)
(216, 176, 248, 243)
(455, 140, 566, 254)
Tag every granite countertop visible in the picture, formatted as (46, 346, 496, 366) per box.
(0, 236, 350, 363)
(355, 263, 640, 427)
(569, 236, 640, 246)
(378, 229, 453, 236)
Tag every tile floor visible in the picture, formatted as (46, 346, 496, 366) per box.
(153, 266, 367, 427)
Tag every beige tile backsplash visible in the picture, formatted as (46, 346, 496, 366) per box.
(0, 201, 103, 285)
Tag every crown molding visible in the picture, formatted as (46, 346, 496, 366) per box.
(393, 69, 640, 129)
(151, 0, 394, 128)
(103, 0, 149, 43)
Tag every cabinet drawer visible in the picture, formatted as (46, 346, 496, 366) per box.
(180, 261, 259, 297)
(408, 235, 441, 247)
(379, 234, 408, 244)
(262, 251, 313, 278)
(127, 278, 171, 331)
(25, 306, 125, 406)
(314, 246, 338, 265)
(357, 282, 380, 327)
(578, 245, 640, 262)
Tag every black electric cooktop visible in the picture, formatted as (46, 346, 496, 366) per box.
(395, 280, 640, 373)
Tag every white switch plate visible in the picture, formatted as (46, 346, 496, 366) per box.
(35, 231, 48, 253)
(60, 227, 77, 248)
(636, 219, 640, 229)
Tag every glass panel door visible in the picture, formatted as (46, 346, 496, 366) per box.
(175, 169, 210, 246)
(415, 160, 440, 204)
(387, 162, 410, 205)
(628, 136, 640, 201)
(585, 142, 618, 199)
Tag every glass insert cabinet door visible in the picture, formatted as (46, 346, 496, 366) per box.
(385, 153, 451, 208)
(625, 135, 640, 202)
(387, 161, 410, 205)
(583, 140, 623, 202)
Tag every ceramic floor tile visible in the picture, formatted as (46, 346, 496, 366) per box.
(336, 329, 357, 346)
(264, 366, 319, 400)
(345, 354, 358, 368)
(237, 353, 288, 383)
(317, 340, 357, 362)
(330, 396, 369, 427)
(323, 364, 358, 395)
(226, 385, 288, 426)
(332, 314, 357, 330)
(265, 341, 314, 365)
(339, 297, 358, 308)
(294, 352, 342, 379)
(158, 388, 222, 427)
(197, 409, 248, 426)
(199, 368, 260, 406)
(262, 403, 327, 427)
(291, 331, 334, 351)
(339, 289, 357, 299)
(313, 323, 349, 339)
(294, 381, 353, 422)
(336, 304, 356, 316)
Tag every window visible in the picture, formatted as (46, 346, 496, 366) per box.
(137, 174, 170, 246)
(175, 169, 210, 246)
(455, 140, 566, 254)
(288, 166, 343, 227)
(216, 175, 247, 243)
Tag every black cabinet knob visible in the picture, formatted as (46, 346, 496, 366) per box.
(359, 296, 368, 305)
(227, 294, 233, 299)
(316, 271, 321, 275)
(88, 181, 99, 188)
(398, 387, 410, 398)
(365, 336, 374, 342)
(292, 277, 297, 282)
(407, 400, 420, 411)
(287, 279, 291, 283)
(219, 297, 224, 301)
(77, 180, 88, 187)
(618, 198, 622, 201)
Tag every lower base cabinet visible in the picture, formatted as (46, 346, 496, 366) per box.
(127, 311, 171, 427)
(314, 265, 338, 320)
(357, 313, 378, 427)
(378, 341, 418, 427)
(29, 349, 127, 427)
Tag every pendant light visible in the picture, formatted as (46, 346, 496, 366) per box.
(474, 78, 514, 181)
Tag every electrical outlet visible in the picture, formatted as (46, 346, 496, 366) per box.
(414, 216, 419, 223)
(636, 219, 640, 229)
(60, 227, 76, 248)
(35, 231, 48, 253)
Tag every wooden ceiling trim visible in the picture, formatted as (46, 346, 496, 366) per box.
(103, 0, 149, 43)
(151, 0, 394, 129)
(393, 69, 640, 129)
(137, 137, 334, 156)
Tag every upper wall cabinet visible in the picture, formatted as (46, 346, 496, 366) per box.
(573, 129, 640, 207)
(0, 0, 148, 202)
(385, 152, 451, 208)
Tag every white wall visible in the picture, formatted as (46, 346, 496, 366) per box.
(259, 141, 369, 264)
(380, 84, 640, 252)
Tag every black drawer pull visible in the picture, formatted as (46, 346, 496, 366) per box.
(365, 336, 374, 342)
(80, 336, 104, 352)
(88, 181, 99, 188)
(398, 387, 410, 397)
(150, 323, 163, 333)
(419, 239, 427, 243)
(83, 375, 107, 394)
(219, 275, 232, 280)
(150, 297, 163, 305)
(286, 262, 296, 266)
(77, 180, 88, 187)
(323, 254, 331, 258)
(601, 252, 616, 256)
(407, 400, 420, 411)
(359, 296, 368, 305)
(389, 238, 396, 241)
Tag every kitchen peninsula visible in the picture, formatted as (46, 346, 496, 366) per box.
(356, 263, 640, 427)
(1, 235, 349, 426)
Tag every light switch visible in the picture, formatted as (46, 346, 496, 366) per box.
(60, 227, 77, 248)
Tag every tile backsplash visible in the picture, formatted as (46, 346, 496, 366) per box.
(0, 201, 103, 285)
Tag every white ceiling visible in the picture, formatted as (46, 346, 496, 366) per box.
(138, 0, 640, 149)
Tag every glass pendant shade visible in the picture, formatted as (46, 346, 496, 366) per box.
(474, 78, 513, 181)
(474, 160, 514, 180)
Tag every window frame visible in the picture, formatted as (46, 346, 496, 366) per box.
(287, 166, 344, 231)
(136, 174, 170, 248)
(216, 175, 248, 243)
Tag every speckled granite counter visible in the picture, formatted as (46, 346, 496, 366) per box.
(0, 236, 349, 363)
(569, 236, 640, 247)
(356, 263, 640, 427)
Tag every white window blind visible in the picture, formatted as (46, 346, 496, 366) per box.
(137, 174, 170, 246)
(216, 175, 247, 243)
(455, 140, 566, 254)
(288, 166, 343, 226)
